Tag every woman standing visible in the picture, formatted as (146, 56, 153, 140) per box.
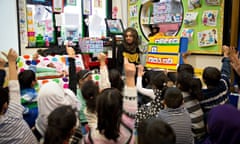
(116, 27, 141, 74)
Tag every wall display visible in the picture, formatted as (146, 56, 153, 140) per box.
(181, 0, 224, 54)
(128, 0, 224, 55)
(129, 0, 183, 42)
(145, 35, 181, 70)
(184, 12, 198, 26)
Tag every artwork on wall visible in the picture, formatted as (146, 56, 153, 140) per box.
(202, 10, 218, 26)
(181, 28, 194, 42)
(184, 12, 198, 26)
(197, 28, 217, 47)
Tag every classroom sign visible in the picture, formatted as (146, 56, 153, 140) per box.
(145, 35, 180, 70)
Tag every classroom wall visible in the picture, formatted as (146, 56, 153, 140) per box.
(0, 0, 19, 55)
(7, 0, 222, 70)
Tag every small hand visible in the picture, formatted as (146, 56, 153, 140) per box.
(66, 46, 75, 58)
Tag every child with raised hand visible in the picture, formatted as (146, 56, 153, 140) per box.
(200, 45, 231, 119)
(135, 70, 169, 128)
(0, 48, 38, 143)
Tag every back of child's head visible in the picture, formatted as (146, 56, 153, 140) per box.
(203, 67, 221, 87)
(177, 64, 194, 75)
(177, 72, 203, 100)
(164, 87, 183, 109)
(97, 88, 123, 142)
(44, 105, 77, 144)
(76, 69, 92, 87)
(150, 71, 169, 90)
(167, 72, 177, 85)
(142, 70, 154, 88)
(138, 118, 176, 144)
(18, 70, 36, 89)
(0, 87, 9, 114)
(109, 69, 124, 92)
(81, 80, 99, 113)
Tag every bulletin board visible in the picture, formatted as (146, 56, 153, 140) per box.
(127, 0, 225, 55)
(180, 0, 224, 55)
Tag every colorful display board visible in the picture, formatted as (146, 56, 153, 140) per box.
(128, 0, 224, 55)
(145, 34, 180, 70)
(180, 0, 224, 55)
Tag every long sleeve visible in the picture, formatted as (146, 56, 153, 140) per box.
(9, 80, 21, 104)
(221, 57, 231, 79)
(116, 45, 124, 74)
(99, 65, 110, 90)
(68, 57, 77, 95)
(136, 76, 155, 99)
(123, 86, 138, 116)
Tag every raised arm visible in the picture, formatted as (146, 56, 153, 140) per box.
(66, 46, 77, 94)
(123, 57, 137, 121)
(181, 51, 191, 64)
(136, 65, 155, 99)
(98, 52, 110, 91)
(3, 49, 20, 103)
(229, 46, 240, 76)
(221, 45, 231, 79)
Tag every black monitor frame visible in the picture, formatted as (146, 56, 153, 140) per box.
(105, 18, 124, 36)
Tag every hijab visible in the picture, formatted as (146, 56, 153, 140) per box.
(204, 104, 240, 144)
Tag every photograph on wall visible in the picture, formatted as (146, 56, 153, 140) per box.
(205, 0, 221, 5)
(197, 28, 218, 47)
(181, 28, 194, 42)
(184, 12, 198, 26)
(202, 10, 218, 26)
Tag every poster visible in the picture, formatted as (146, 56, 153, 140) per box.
(180, 0, 224, 54)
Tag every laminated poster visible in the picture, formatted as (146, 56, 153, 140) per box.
(197, 28, 217, 47)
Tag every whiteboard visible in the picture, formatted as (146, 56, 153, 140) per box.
(0, 0, 19, 56)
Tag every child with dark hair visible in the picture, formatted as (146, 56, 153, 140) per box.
(81, 80, 99, 129)
(44, 105, 78, 144)
(116, 27, 141, 74)
(0, 49, 38, 143)
(18, 69, 38, 128)
(177, 63, 194, 74)
(84, 88, 134, 144)
(135, 71, 169, 127)
(138, 118, 176, 144)
(176, 72, 206, 143)
(200, 46, 231, 116)
(157, 87, 194, 144)
(109, 69, 124, 92)
(84, 57, 138, 144)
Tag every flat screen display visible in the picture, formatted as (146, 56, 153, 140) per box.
(105, 18, 124, 35)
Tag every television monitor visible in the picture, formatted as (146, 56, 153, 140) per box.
(105, 18, 124, 35)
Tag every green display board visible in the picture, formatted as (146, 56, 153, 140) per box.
(128, 0, 224, 55)
(180, 0, 224, 55)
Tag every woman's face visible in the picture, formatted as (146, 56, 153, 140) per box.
(125, 31, 134, 44)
